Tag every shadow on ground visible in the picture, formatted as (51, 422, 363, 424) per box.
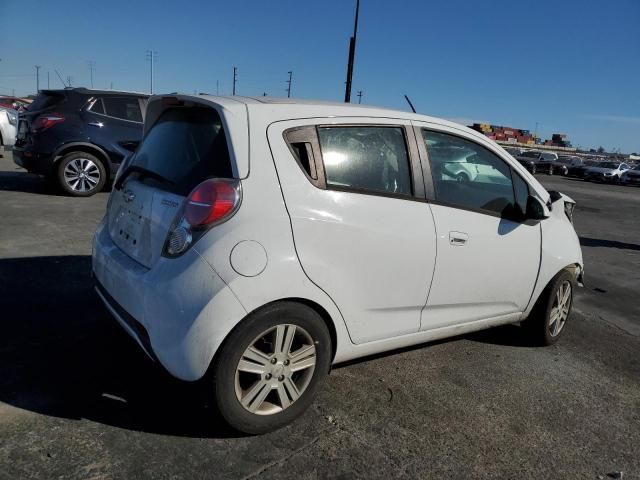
(0, 169, 56, 195)
(0, 255, 238, 439)
(580, 236, 640, 251)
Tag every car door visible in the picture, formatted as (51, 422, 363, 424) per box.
(413, 122, 541, 330)
(83, 96, 145, 167)
(267, 119, 437, 344)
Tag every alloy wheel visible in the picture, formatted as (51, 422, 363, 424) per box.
(63, 158, 101, 192)
(549, 280, 572, 337)
(234, 324, 316, 415)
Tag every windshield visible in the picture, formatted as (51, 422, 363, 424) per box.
(520, 151, 539, 158)
(128, 106, 234, 195)
(596, 162, 618, 168)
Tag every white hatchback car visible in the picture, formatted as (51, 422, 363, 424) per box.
(93, 95, 583, 434)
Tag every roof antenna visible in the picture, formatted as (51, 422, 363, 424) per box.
(404, 95, 416, 113)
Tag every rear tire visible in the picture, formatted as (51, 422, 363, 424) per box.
(212, 302, 332, 435)
(523, 270, 575, 346)
(548, 165, 554, 175)
(57, 151, 106, 197)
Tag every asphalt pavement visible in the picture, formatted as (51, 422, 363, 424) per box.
(0, 150, 638, 479)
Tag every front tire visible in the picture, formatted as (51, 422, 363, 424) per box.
(523, 270, 575, 345)
(213, 302, 332, 435)
(57, 151, 106, 197)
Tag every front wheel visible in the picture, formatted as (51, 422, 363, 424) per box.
(523, 270, 574, 345)
(57, 151, 106, 197)
(213, 302, 332, 434)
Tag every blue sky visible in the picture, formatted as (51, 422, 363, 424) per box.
(1, 0, 638, 152)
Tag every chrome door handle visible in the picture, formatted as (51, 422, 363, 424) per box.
(449, 231, 468, 246)
(88, 121, 104, 128)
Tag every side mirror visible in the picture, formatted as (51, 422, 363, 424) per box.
(526, 195, 549, 220)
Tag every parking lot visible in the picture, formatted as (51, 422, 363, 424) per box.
(0, 149, 638, 479)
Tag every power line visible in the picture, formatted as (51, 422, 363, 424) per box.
(54, 69, 67, 87)
(357, 90, 362, 104)
(286, 71, 293, 98)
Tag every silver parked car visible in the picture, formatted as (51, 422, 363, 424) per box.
(584, 161, 631, 183)
(0, 107, 18, 149)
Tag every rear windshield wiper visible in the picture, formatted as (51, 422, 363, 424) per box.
(115, 165, 175, 190)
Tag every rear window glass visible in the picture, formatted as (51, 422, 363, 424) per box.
(28, 92, 65, 111)
(129, 107, 233, 195)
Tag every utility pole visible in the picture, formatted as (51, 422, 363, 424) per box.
(88, 61, 95, 88)
(146, 50, 158, 94)
(232, 66, 237, 95)
(286, 71, 293, 98)
(344, 0, 360, 102)
(110, 81, 113, 89)
(47, 71, 50, 89)
(357, 90, 362, 104)
(66, 76, 73, 87)
(35, 65, 41, 93)
(216, 79, 219, 95)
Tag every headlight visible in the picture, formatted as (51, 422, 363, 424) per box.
(564, 201, 576, 222)
(6, 110, 17, 126)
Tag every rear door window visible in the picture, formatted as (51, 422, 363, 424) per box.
(103, 97, 143, 122)
(127, 107, 233, 195)
(317, 126, 412, 196)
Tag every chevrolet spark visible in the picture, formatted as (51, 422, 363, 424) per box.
(92, 95, 583, 434)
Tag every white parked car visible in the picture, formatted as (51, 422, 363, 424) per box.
(0, 107, 18, 148)
(92, 96, 584, 434)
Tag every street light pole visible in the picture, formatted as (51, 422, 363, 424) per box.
(35, 65, 41, 93)
(146, 50, 157, 94)
(232, 66, 237, 95)
(286, 71, 293, 98)
(344, 0, 360, 102)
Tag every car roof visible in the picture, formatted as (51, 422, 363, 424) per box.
(40, 87, 149, 97)
(156, 94, 490, 140)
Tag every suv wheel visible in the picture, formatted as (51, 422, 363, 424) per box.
(548, 165, 554, 175)
(523, 270, 574, 345)
(57, 152, 106, 197)
(213, 302, 332, 434)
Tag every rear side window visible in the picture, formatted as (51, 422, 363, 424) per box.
(103, 97, 142, 122)
(317, 126, 412, 196)
(129, 107, 232, 196)
(88, 98, 105, 114)
(28, 92, 65, 111)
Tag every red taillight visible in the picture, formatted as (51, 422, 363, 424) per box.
(164, 179, 241, 257)
(185, 179, 240, 227)
(31, 113, 65, 132)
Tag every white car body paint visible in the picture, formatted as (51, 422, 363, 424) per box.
(92, 95, 583, 381)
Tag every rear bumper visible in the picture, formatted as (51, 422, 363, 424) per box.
(92, 219, 247, 381)
(12, 146, 54, 174)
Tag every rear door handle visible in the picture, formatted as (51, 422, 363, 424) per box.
(449, 231, 468, 246)
(88, 121, 104, 128)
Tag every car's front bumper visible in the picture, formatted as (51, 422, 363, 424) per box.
(92, 219, 247, 381)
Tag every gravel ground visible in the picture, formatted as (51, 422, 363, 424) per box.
(0, 150, 638, 480)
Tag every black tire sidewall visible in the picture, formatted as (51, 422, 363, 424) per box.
(57, 152, 107, 197)
(529, 270, 575, 345)
(213, 302, 331, 435)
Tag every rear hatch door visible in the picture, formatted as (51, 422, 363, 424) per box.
(107, 103, 236, 268)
